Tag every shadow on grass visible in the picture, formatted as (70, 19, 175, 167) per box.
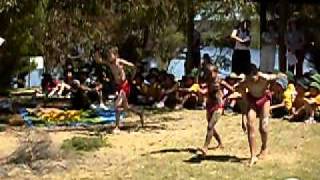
(149, 117, 184, 124)
(143, 107, 180, 115)
(44, 121, 167, 135)
(145, 147, 247, 165)
(184, 154, 247, 164)
(148, 147, 198, 155)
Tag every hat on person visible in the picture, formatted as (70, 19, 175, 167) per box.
(275, 77, 288, 90)
(310, 82, 320, 91)
(286, 71, 295, 82)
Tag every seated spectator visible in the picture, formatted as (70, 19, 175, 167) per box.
(288, 78, 310, 121)
(48, 76, 72, 98)
(70, 80, 91, 110)
(158, 70, 168, 83)
(78, 69, 107, 110)
(177, 76, 204, 109)
(41, 74, 58, 95)
(303, 82, 320, 124)
(145, 73, 162, 104)
(223, 73, 244, 114)
(129, 74, 149, 105)
(156, 74, 179, 109)
(269, 77, 292, 118)
(149, 68, 160, 77)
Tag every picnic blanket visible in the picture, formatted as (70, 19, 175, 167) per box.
(19, 108, 125, 127)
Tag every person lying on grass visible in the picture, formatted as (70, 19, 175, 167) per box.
(237, 64, 287, 167)
(198, 64, 234, 156)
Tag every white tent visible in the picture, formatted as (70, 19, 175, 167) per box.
(25, 56, 44, 87)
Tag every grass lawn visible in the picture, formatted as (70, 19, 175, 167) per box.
(0, 110, 319, 179)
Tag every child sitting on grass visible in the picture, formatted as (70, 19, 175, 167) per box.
(286, 78, 309, 121)
(303, 81, 320, 124)
(145, 73, 162, 105)
(177, 76, 205, 109)
(156, 74, 179, 109)
(269, 77, 296, 118)
(223, 73, 244, 114)
(48, 76, 72, 98)
(129, 74, 149, 105)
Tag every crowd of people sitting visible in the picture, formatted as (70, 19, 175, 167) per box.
(40, 44, 320, 124)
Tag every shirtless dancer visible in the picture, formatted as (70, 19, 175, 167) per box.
(238, 64, 286, 166)
(101, 47, 144, 132)
(199, 65, 234, 155)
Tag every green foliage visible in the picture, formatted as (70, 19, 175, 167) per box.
(61, 136, 109, 152)
(0, 0, 263, 88)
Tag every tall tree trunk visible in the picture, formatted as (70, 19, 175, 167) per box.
(279, 0, 288, 72)
(185, 0, 195, 75)
(260, 0, 267, 33)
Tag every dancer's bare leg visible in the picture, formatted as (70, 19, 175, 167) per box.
(114, 91, 125, 133)
(258, 101, 270, 159)
(242, 114, 247, 133)
(247, 107, 258, 167)
(116, 90, 144, 128)
(199, 109, 222, 155)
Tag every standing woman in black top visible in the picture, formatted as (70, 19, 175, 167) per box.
(230, 20, 251, 75)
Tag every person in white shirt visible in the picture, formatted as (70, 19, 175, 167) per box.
(285, 19, 305, 77)
(260, 21, 279, 73)
(231, 20, 252, 75)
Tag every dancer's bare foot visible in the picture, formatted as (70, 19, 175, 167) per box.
(257, 149, 268, 160)
(198, 147, 208, 156)
(209, 144, 224, 150)
(112, 127, 121, 134)
(248, 156, 258, 167)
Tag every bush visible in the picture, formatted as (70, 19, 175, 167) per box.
(61, 136, 109, 152)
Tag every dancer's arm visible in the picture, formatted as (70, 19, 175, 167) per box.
(221, 80, 235, 92)
(118, 58, 135, 67)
